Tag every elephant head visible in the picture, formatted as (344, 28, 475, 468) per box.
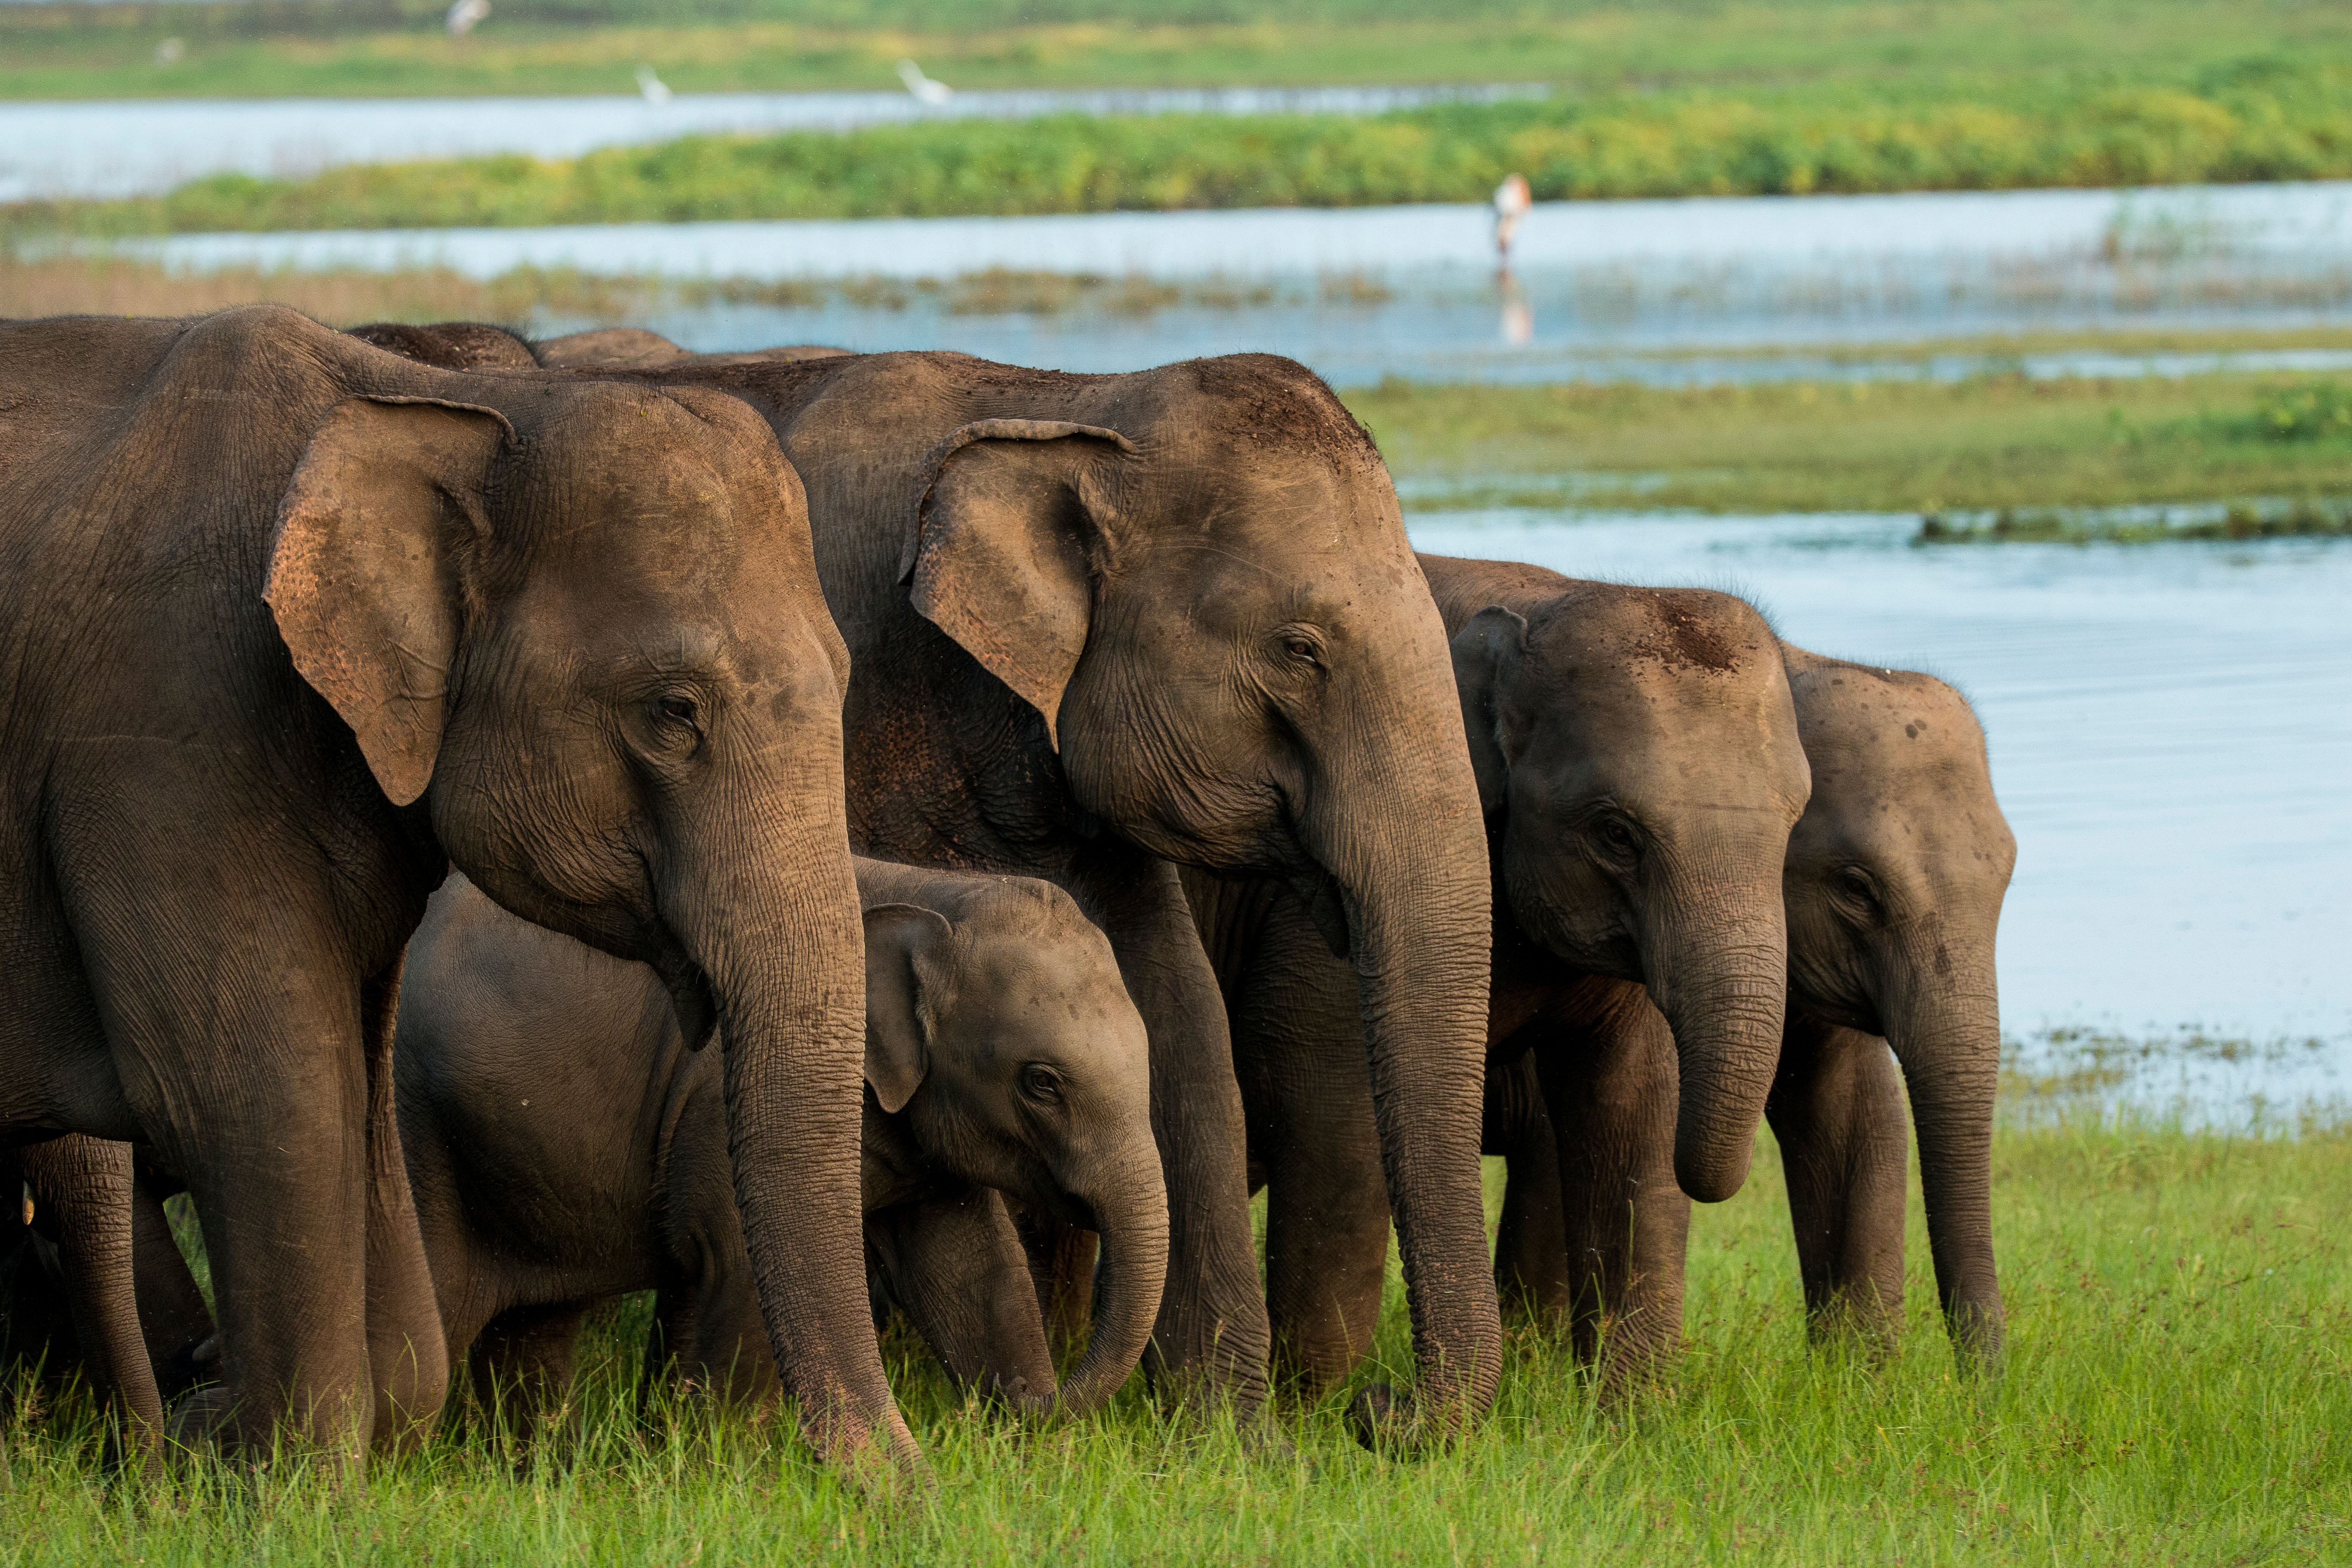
(862, 878, 1166, 1420)
(265, 360, 908, 1470)
(900, 358, 1498, 1433)
(1782, 650, 2015, 1366)
(1445, 575, 1811, 1203)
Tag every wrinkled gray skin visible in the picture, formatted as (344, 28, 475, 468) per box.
(1, 1139, 211, 1456)
(1490, 643, 2015, 1369)
(1192, 555, 1809, 1398)
(466, 329, 1501, 1444)
(0, 307, 898, 1470)
(395, 864, 1166, 1426)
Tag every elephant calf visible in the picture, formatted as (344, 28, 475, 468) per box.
(396, 861, 1167, 1428)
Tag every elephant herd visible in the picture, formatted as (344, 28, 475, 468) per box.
(0, 306, 2014, 1481)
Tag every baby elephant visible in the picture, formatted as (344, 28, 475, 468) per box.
(395, 861, 1167, 1429)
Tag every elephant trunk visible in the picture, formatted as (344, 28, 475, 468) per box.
(1643, 879, 1790, 1205)
(1313, 804, 1501, 1449)
(1049, 1146, 1170, 1420)
(1884, 935, 2005, 1370)
(665, 802, 918, 1476)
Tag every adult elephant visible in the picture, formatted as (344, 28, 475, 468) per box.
(1191, 557, 1810, 1396)
(0, 307, 901, 1471)
(1490, 645, 2016, 1369)
(562, 345, 1502, 1438)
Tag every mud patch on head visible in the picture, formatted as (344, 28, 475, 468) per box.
(1188, 354, 1382, 469)
(1627, 590, 1744, 674)
(346, 320, 536, 371)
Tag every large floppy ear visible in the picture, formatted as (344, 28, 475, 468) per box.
(1450, 605, 1531, 817)
(862, 903, 954, 1115)
(264, 395, 514, 807)
(901, 419, 1137, 751)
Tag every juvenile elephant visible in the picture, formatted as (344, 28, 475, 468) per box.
(499, 340, 1507, 1442)
(1490, 645, 2016, 1367)
(0, 307, 900, 1469)
(395, 863, 1167, 1426)
(1191, 556, 1810, 1396)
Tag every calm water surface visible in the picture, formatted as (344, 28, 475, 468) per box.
(122, 184, 2352, 385)
(1407, 511, 2352, 1093)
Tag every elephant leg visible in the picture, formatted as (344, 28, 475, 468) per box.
(470, 1302, 588, 1442)
(1228, 890, 1390, 1397)
(56, 848, 388, 1461)
(872, 1188, 1057, 1409)
(126, 1170, 214, 1401)
(17, 1135, 163, 1464)
(359, 956, 447, 1446)
(1009, 1202, 1096, 1366)
(1486, 1050, 1574, 1329)
(1066, 852, 1270, 1418)
(1767, 1015, 1909, 1354)
(1534, 984, 1690, 1399)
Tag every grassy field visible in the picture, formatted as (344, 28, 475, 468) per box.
(6, 1106, 2348, 1565)
(3, 0, 2349, 101)
(1348, 369, 2352, 515)
(20, 61, 2352, 233)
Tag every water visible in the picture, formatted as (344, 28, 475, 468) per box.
(0, 83, 1546, 202)
(114, 183, 2352, 386)
(1406, 509, 2352, 1117)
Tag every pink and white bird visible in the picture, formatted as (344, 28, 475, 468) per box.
(1493, 172, 1533, 259)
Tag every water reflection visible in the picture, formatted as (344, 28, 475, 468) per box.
(117, 182, 2352, 385)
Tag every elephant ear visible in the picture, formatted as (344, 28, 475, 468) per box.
(1450, 605, 1531, 817)
(862, 903, 954, 1115)
(264, 395, 515, 807)
(901, 419, 1138, 751)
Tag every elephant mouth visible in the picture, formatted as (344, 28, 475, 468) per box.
(1289, 868, 1352, 960)
(652, 949, 720, 1050)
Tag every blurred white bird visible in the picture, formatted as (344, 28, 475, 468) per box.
(1492, 172, 1532, 260)
(153, 37, 186, 65)
(445, 0, 490, 39)
(896, 59, 954, 106)
(636, 66, 673, 106)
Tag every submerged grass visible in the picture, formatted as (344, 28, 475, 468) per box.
(1346, 369, 2352, 516)
(6, 1115, 2349, 1563)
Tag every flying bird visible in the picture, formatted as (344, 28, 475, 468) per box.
(445, 0, 490, 38)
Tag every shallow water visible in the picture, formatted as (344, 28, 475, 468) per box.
(120, 183, 2352, 385)
(0, 84, 1545, 202)
(1406, 511, 2352, 1084)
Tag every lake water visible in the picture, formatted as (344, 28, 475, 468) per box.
(1407, 510, 2352, 1118)
(0, 83, 1546, 202)
(119, 183, 2352, 386)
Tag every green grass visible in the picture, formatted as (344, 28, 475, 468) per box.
(4, 0, 2350, 101)
(1346, 369, 2352, 516)
(17, 58, 2352, 233)
(7, 1110, 2349, 1564)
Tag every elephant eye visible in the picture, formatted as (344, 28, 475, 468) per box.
(1020, 1065, 1065, 1104)
(657, 694, 699, 725)
(1834, 865, 1882, 916)
(1271, 626, 1325, 670)
(1590, 812, 1641, 861)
